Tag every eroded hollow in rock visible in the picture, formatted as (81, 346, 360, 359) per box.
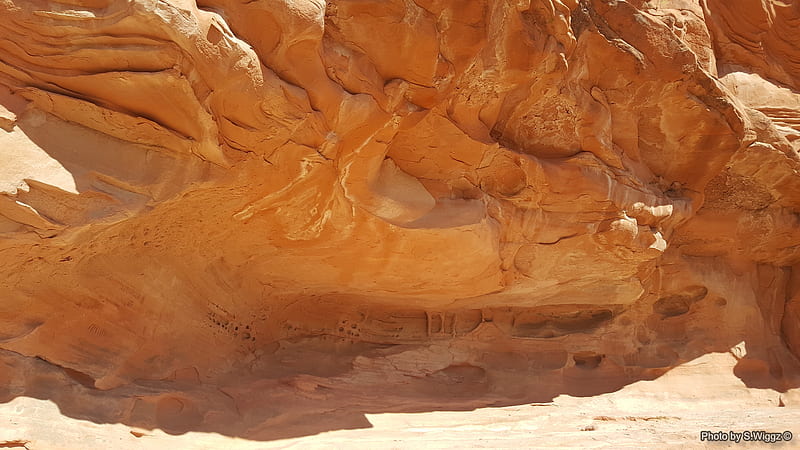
(0, 0, 800, 446)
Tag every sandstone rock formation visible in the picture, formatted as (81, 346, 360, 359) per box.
(0, 0, 799, 447)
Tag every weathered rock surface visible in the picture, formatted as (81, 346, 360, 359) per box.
(0, 0, 799, 446)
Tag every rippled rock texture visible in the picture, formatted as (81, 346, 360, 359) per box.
(0, 0, 799, 446)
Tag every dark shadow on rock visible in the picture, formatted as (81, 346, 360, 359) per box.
(1, 319, 797, 443)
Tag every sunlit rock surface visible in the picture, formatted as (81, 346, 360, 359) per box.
(0, 0, 799, 447)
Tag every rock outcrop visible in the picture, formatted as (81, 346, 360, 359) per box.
(0, 0, 799, 446)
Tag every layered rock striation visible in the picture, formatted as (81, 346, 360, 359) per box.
(0, 0, 799, 443)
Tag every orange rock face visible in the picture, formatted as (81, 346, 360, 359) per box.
(0, 0, 799, 446)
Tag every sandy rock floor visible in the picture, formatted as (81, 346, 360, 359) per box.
(1, 353, 796, 449)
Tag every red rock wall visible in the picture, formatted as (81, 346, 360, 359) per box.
(0, 0, 799, 439)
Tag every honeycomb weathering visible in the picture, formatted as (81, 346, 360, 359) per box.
(0, 0, 799, 446)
